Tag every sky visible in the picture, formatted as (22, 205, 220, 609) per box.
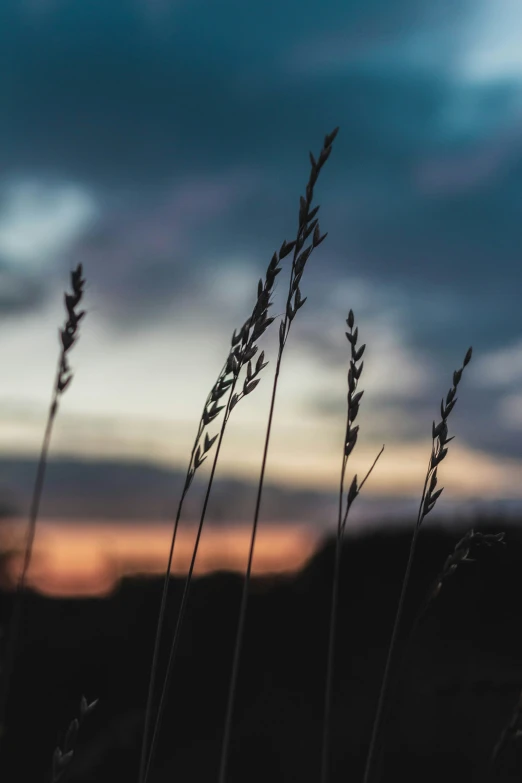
(2, 0, 522, 564)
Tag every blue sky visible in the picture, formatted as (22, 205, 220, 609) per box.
(1, 0, 522, 509)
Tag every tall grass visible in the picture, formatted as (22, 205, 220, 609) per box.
(139, 265, 276, 783)
(139, 228, 287, 783)
(217, 127, 339, 783)
(407, 529, 505, 644)
(372, 528, 507, 778)
(141, 128, 340, 783)
(51, 696, 98, 783)
(491, 689, 522, 769)
(0, 265, 86, 747)
(320, 309, 384, 783)
(138, 247, 279, 783)
(361, 346, 473, 783)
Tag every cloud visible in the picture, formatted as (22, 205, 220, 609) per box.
(456, 0, 522, 84)
(66, 168, 263, 331)
(0, 260, 47, 317)
(282, 1, 471, 80)
(0, 180, 97, 267)
(469, 339, 522, 389)
(498, 393, 522, 430)
(0, 179, 97, 319)
(298, 284, 435, 400)
(415, 118, 522, 194)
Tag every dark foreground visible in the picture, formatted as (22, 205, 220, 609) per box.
(1, 516, 522, 783)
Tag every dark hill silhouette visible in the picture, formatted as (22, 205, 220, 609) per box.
(1, 515, 522, 782)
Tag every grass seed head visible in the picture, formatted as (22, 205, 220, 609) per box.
(421, 347, 473, 521)
(52, 696, 97, 783)
(56, 264, 86, 398)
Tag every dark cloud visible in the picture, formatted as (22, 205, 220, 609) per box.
(2, 0, 522, 466)
(0, 0, 471, 187)
(0, 259, 47, 317)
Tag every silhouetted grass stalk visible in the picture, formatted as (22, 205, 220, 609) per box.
(490, 688, 522, 769)
(0, 265, 86, 747)
(373, 528, 506, 775)
(138, 357, 231, 783)
(407, 529, 505, 645)
(362, 345, 473, 783)
(141, 244, 294, 783)
(52, 695, 98, 783)
(320, 309, 384, 783)
(217, 126, 339, 783)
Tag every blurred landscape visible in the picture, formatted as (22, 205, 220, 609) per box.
(0, 455, 515, 598)
(0, 514, 521, 783)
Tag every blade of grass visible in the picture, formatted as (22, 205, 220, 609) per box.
(320, 309, 384, 783)
(138, 356, 231, 783)
(217, 126, 340, 783)
(408, 529, 505, 645)
(490, 689, 522, 769)
(373, 529, 505, 780)
(51, 695, 98, 783)
(362, 345, 473, 783)
(141, 243, 291, 783)
(0, 265, 86, 746)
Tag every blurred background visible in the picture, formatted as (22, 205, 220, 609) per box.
(2, 4, 522, 783)
(1, 0, 522, 597)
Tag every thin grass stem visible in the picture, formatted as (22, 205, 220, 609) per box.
(0, 265, 85, 746)
(138, 360, 229, 783)
(217, 127, 340, 783)
(142, 254, 284, 783)
(322, 309, 370, 783)
(140, 225, 291, 782)
(362, 346, 473, 783)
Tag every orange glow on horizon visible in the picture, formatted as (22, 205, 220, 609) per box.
(1, 519, 321, 598)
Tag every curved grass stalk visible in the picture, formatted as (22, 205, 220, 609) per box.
(217, 126, 339, 783)
(0, 265, 86, 746)
(372, 529, 505, 778)
(51, 695, 98, 783)
(320, 309, 384, 783)
(362, 345, 473, 783)
(141, 246, 290, 783)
